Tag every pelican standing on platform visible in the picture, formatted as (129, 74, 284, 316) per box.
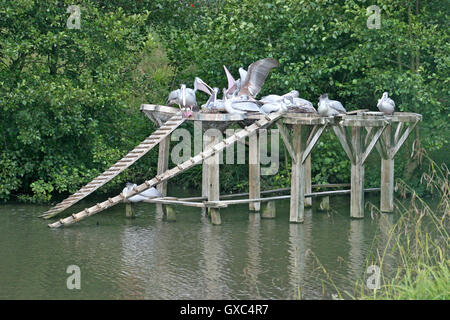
(377, 92, 395, 115)
(317, 93, 347, 117)
(167, 83, 199, 117)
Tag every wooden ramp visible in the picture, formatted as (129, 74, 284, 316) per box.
(40, 113, 185, 219)
(48, 112, 284, 228)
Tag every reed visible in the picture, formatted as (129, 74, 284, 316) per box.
(356, 154, 449, 300)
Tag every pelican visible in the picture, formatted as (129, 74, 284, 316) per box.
(260, 90, 299, 104)
(166, 84, 198, 117)
(122, 183, 162, 203)
(377, 92, 395, 115)
(289, 97, 317, 113)
(317, 93, 347, 117)
(261, 96, 292, 113)
(223, 94, 263, 115)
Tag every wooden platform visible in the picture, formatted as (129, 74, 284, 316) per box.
(46, 104, 421, 228)
(139, 104, 421, 223)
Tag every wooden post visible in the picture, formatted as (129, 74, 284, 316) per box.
(125, 202, 134, 218)
(202, 133, 210, 215)
(304, 154, 312, 207)
(351, 127, 364, 218)
(206, 133, 221, 225)
(380, 126, 394, 212)
(261, 201, 276, 219)
(156, 136, 170, 215)
(249, 132, 261, 211)
(290, 125, 306, 223)
(163, 205, 176, 222)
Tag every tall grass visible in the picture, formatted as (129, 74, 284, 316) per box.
(355, 154, 449, 299)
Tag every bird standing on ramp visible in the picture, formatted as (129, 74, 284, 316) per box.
(318, 93, 347, 117)
(377, 92, 395, 115)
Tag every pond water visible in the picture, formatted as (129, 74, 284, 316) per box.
(0, 190, 399, 300)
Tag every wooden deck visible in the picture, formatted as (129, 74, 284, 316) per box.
(47, 104, 422, 227)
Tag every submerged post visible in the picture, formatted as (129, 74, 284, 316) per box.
(163, 205, 176, 222)
(380, 125, 394, 212)
(125, 202, 134, 218)
(261, 201, 276, 219)
(249, 132, 261, 211)
(318, 196, 330, 211)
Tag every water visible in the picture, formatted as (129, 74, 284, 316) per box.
(0, 191, 397, 300)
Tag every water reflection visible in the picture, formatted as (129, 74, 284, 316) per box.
(0, 195, 406, 300)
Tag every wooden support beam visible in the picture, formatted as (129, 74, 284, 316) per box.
(290, 125, 306, 223)
(208, 188, 380, 206)
(361, 125, 386, 164)
(277, 122, 296, 163)
(394, 122, 404, 144)
(156, 135, 170, 215)
(206, 133, 221, 225)
(390, 120, 419, 158)
(305, 154, 312, 207)
(144, 198, 227, 208)
(350, 126, 364, 219)
(249, 132, 260, 211)
(380, 125, 394, 212)
(301, 124, 326, 164)
(202, 133, 210, 215)
(333, 125, 355, 164)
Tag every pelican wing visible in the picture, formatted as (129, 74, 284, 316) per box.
(166, 89, 180, 104)
(260, 94, 282, 104)
(231, 101, 262, 112)
(329, 100, 346, 114)
(238, 58, 279, 98)
(139, 187, 163, 199)
(387, 98, 395, 107)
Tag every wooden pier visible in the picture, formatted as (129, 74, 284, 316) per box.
(45, 104, 421, 228)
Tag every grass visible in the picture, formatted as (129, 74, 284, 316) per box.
(306, 153, 449, 300)
(355, 153, 449, 300)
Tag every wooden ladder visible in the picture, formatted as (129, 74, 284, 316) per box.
(48, 112, 283, 228)
(40, 113, 185, 219)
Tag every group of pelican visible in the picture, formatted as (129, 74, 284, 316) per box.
(167, 58, 395, 117)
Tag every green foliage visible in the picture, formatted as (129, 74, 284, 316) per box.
(0, 0, 448, 202)
(0, 1, 173, 202)
(149, 0, 448, 193)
